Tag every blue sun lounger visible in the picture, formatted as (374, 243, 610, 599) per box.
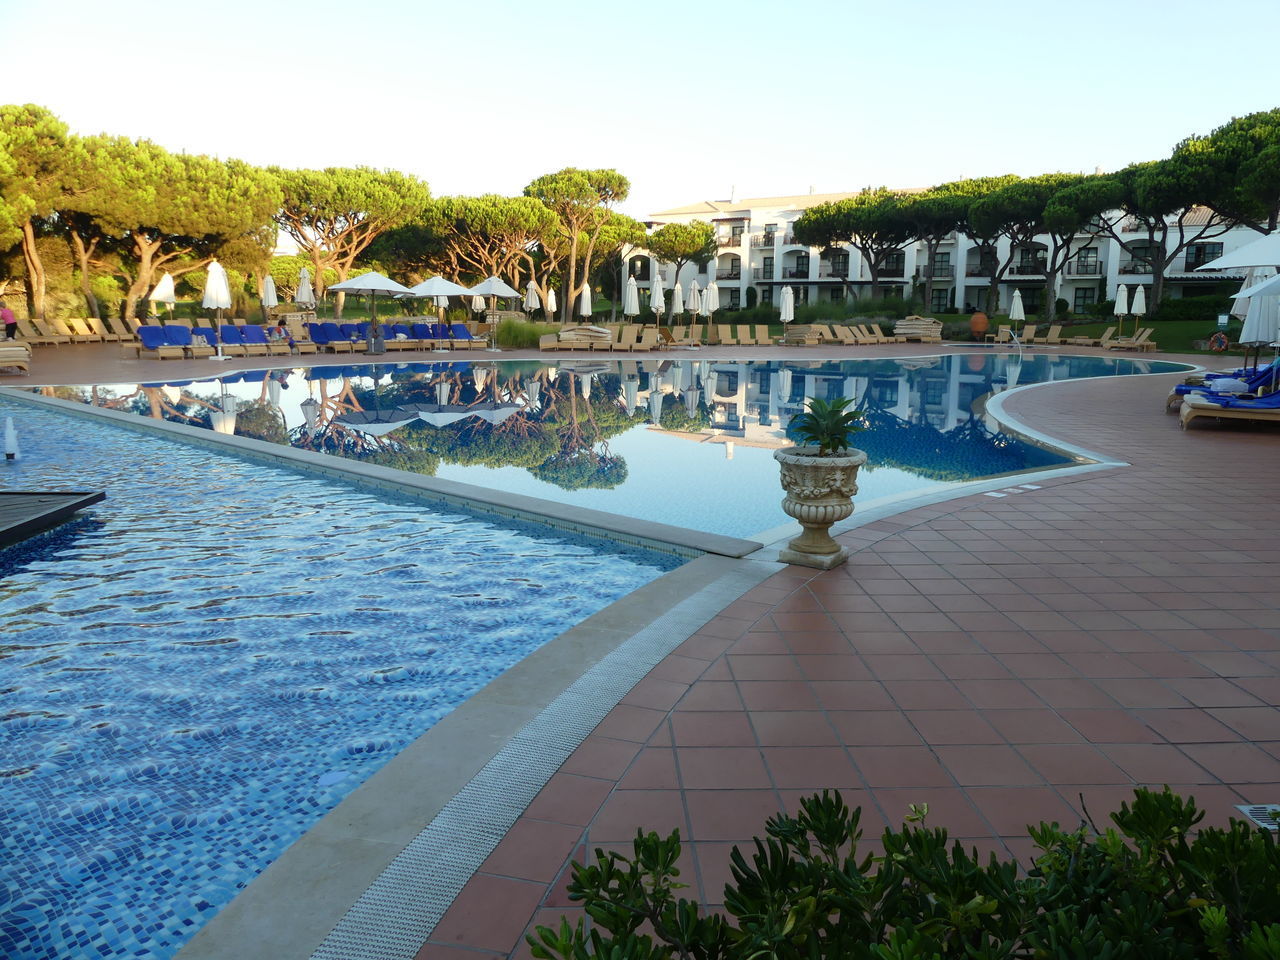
(163, 324, 214, 359)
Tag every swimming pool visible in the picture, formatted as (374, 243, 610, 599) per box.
(0, 398, 678, 960)
(45, 353, 1186, 539)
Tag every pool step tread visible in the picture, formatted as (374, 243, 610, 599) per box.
(0, 489, 105, 548)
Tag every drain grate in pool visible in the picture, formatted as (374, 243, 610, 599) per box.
(1235, 804, 1280, 830)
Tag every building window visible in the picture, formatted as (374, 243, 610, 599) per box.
(1186, 242, 1223, 270)
(761, 256, 774, 280)
(830, 287, 844, 302)
(728, 288, 740, 308)
(730, 225, 743, 244)
(930, 288, 950, 312)
(1076, 247, 1099, 269)
(1073, 287, 1097, 314)
(627, 257, 650, 281)
(760, 286, 773, 305)
(1020, 287, 1042, 313)
(882, 251, 905, 276)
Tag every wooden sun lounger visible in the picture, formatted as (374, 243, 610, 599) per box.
(734, 324, 757, 345)
(870, 323, 907, 343)
(64, 318, 104, 342)
(660, 326, 699, 347)
(753, 325, 773, 345)
(43, 318, 93, 343)
(1030, 324, 1063, 345)
(1105, 328, 1154, 351)
(712, 324, 738, 346)
(631, 327, 659, 352)
(16, 318, 60, 346)
(985, 324, 1012, 344)
(0, 342, 32, 373)
(84, 317, 123, 342)
(1180, 396, 1280, 430)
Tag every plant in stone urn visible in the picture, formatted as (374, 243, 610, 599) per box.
(773, 396, 867, 569)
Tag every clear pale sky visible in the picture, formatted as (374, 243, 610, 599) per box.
(6, 0, 1275, 219)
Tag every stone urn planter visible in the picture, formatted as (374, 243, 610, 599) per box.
(773, 445, 867, 569)
(775, 395, 866, 569)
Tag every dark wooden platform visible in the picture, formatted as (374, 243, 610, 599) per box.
(0, 490, 106, 548)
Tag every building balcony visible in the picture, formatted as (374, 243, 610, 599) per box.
(781, 267, 810, 279)
(1181, 257, 1217, 273)
(752, 266, 774, 280)
(717, 234, 743, 248)
(818, 265, 848, 279)
(1065, 261, 1102, 276)
(1009, 263, 1046, 276)
(920, 264, 955, 279)
(750, 234, 777, 247)
(780, 234, 804, 246)
(715, 268, 741, 280)
(1118, 259, 1154, 275)
(965, 264, 996, 277)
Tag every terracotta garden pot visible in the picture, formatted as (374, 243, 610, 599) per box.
(969, 312, 989, 339)
(773, 446, 867, 569)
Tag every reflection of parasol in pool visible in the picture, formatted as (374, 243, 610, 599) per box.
(332, 408, 422, 436)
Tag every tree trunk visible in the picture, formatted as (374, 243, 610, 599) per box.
(69, 232, 102, 319)
(563, 235, 578, 323)
(20, 221, 47, 320)
(124, 237, 160, 321)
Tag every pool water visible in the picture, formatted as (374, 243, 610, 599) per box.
(49, 353, 1186, 539)
(0, 398, 677, 960)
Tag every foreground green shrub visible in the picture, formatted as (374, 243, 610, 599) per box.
(530, 787, 1280, 960)
(494, 318, 559, 348)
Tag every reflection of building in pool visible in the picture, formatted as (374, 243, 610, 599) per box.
(636, 356, 1078, 475)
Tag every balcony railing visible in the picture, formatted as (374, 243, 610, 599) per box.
(876, 265, 906, 279)
(1009, 262, 1046, 276)
(750, 234, 777, 247)
(818, 265, 849, 279)
(966, 264, 996, 277)
(781, 234, 803, 245)
(919, 264, 955, 279)
(715, 268, 741, 280)
(781, 267, 810, 279)
(1066, 261, 1102, 276)
(752, 266, 774, 280)
(717, 234, 744, 248)
(1118, 259, 1154, 275)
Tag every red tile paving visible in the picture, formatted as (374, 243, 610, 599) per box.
(413, 362, 1280, 958)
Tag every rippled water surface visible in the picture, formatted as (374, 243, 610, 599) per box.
(0, 398, 678, 960)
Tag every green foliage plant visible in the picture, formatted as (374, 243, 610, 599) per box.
(531, 787, 1280, 960)
(494, 318, 559, 349)
(789, 396, 864, 456)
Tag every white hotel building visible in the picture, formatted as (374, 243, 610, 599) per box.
(628, 191, 1256, 316)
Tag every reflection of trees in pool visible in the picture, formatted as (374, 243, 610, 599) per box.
(338, 368, 643, 491)
(853, 409, 1064, 481)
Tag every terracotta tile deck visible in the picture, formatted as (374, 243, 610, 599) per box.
(415, 363, 1280, 959)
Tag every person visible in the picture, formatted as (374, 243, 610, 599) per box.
(1, 300, 15, 340)
(268, 321, 297, 353)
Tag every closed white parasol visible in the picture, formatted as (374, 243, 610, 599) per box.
(296, 267, 316, 308)
(623, 276, 640, 317)
(779, 286, 795, 324)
